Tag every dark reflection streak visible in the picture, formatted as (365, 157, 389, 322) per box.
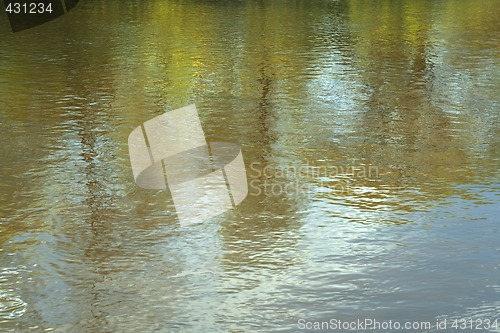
(253, 10, 275, 159)
(77, 105, 113, 332)
(256, 61, 273, 146)
(79, 126, 111, 228)
(78, 110, 113, 330)
(58, 22, 117, 330)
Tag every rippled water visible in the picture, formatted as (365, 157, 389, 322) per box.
(0, 0, 499, 332)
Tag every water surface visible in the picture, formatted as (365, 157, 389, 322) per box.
(0, 0, 499, 332)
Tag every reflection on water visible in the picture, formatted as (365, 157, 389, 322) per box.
(0, 0, 498, 331)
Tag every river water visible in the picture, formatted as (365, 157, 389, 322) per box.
(0, 0, 499, 332)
